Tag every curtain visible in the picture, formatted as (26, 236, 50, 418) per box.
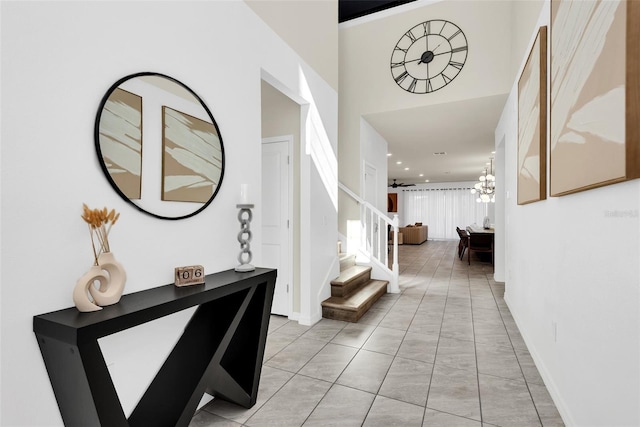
(403, 187, 487, 240)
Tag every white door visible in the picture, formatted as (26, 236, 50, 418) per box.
(261, 139, 291, 316)
(364, 163, 379, 258)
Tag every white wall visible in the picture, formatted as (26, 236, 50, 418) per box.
(498, 2, 640, 425)
(509, 0, 545, 82)
(245, 0, 338, 91)
(360, 118, 389, 214)
(298, 64, 340, 324)
(0, 2, 337, 425)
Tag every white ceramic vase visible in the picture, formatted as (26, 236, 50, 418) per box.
(73, 265, 108, 312)
(90, 251, 126, 307)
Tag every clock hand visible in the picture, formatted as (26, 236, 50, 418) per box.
(434, 46, 466, 56)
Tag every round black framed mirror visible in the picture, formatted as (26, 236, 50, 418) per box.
(95, 72, 225, 220)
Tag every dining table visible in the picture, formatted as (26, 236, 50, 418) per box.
(465, 224, 494, 266)
(466, 224, 495, 235)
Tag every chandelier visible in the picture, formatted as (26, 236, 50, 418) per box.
(471, 157, 495, 203)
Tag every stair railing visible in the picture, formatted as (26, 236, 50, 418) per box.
(339, 182, 400, 293)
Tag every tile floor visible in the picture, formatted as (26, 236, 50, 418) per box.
(190, 240, 564, 426)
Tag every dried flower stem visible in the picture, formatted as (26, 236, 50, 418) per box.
(81, 204, 120, 264)
(87, 224, 99, 265)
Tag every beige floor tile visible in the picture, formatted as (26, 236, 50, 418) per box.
(336, 349, 393, 393)
(363, 395, 424, 427)
(478, 374, 540, 426)
(303, 384, 375, 427)
(244, 375, 331, 426)
(195, 240, 562, 427)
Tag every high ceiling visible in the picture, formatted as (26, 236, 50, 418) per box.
(365, 94, 506, 184)
(339, 0, 416, 23)
(339, 0, 536, 186)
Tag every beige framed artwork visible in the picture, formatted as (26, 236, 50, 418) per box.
(550, 0, 640, 196)
(518, 26, 547, 205)
(97, 87, 143, 199)
(161, 106, 223, 203)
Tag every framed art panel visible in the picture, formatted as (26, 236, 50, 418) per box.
(98, 87, 143, 199)
(550, 0, 640, 196)
(388, 193, 398, 212)
(162, 106, 223, 203)
(518, 26, 547, 205)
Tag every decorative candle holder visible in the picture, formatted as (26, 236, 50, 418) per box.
(235, 204, 255, 272)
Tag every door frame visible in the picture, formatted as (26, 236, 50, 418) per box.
(262, 135, 294, 317)
(363, 161, 378, 208)
(363, 161, 379, 255)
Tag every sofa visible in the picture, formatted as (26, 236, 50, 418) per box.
(390, 224, 428, 245)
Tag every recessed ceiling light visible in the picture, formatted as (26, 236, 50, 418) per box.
(387, 153, 392, 157)
(404, 167, 409, 170)
(491, 151, 496, 154)
(396, 161, 402, 165)
(433, 152, 447, 155)
(419, 173, 424, 177)
(425, 179, 430, 182)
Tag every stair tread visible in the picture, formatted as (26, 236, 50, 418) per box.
(331, 265, 371, 286)
(322, 280, 388, 311)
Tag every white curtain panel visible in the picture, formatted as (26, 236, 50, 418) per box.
(403, 187, 487, 240)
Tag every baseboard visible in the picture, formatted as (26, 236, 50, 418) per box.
(288, 311, 300, 322)
(504, 293, 574, 426)
(296, 311, 321, 326)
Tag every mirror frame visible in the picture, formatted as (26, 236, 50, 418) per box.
(94, 72, 225, 220)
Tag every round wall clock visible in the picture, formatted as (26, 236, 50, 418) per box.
(390, 20, 468, 94)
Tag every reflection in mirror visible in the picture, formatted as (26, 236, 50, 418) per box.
(95, 72, 225, 220)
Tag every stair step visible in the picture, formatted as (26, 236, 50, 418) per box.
(322, 280, 388, 322)
(330, 265, 371, 298)
(339, 253, 356, 271)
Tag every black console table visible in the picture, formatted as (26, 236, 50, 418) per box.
(33, 268, 276, 427)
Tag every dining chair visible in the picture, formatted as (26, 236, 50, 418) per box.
(467, 232, 493, 267)
(456, 227, 468, 260)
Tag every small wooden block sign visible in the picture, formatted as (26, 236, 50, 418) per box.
(174, 265, 205, 287)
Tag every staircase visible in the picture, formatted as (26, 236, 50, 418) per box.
(321, 253, 388, 322)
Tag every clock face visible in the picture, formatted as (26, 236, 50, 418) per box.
(391, 20, 468, 94)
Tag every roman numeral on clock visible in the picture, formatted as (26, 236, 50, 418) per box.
(407, 78, 417, 92)
(395, 71, 409, 84)
(448, 29, 461, 41)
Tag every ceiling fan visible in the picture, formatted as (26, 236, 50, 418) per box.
(389, 179, 415, 188)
